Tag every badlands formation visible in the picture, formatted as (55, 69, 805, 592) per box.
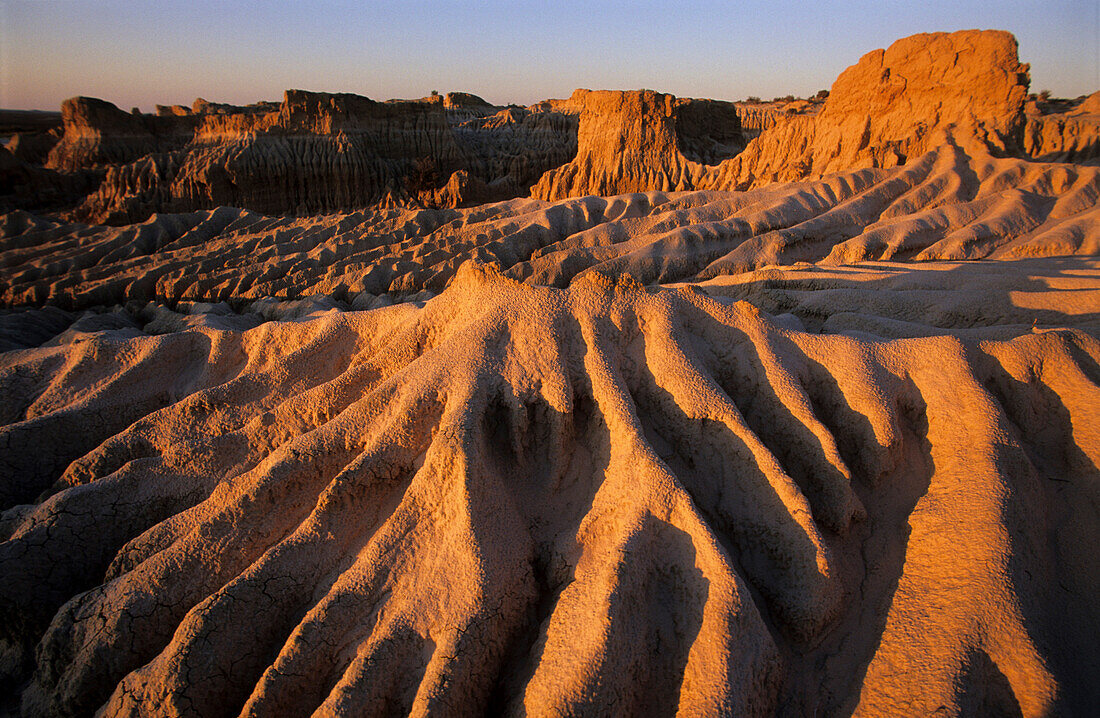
(1, 29, 1100, 717)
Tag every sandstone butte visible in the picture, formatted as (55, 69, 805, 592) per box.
(1, 28, 1100, 718)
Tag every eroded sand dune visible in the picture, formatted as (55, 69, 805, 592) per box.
(3, 26, 1100, 717)
(2, 262, 1098, 716)
(3, 142, 1097, 312)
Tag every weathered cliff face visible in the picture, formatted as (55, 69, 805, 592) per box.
(528, 31, 1043, 202)
(17, 30, 1097, 222)
(67, 91, 478, 222)
(1023, 90, 1100, 163)
(698, 30, 1034, 190)
(73, 87, 742, 220)
(42, 90, 584, 223)
(451, 106, 580, 199)
(46, 97, 178, 172)
(733, 103, 782, 136)
(530, 89, 743, 201)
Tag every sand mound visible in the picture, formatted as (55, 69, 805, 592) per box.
(4, 141, 1097, 311)
(688, 257, 1100, 339)
(2, 262, 1098, 715)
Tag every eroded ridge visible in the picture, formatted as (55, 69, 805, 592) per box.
(4, 141, 1098, 313)
(2, 262, 1098, 715)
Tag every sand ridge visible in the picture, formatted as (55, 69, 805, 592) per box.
(3, 140, 1097, 313)
(2, 262, 1098, 715)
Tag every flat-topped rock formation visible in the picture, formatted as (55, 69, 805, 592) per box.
(6, 89, 582, 222)
(59, 91, 474, 222)
(530, 30, 1093, 201)
(701, 30, 1034, 190)
(8, 30, 1096, 222)
(530, 89, 742, 201)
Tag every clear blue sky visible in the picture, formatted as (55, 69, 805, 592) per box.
(2, 0, 1097, 111)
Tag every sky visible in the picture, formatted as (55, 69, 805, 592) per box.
(1, 0, 1098, 111)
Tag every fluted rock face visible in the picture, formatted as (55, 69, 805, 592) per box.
(530, 89, 743, 201)
(70, 91, 478, 222)
(699, 30, 1033, 190)
(734, 103, 782, 134)
(452, 107, 580, 197)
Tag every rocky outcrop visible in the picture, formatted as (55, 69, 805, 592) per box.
(14, 30, 1098, 223)
(530, 89, 743, 201)
(698, 30, 1033, 190)
(530, 31, 1039, 202)
(46, 97, 169, 172)
(71, 87, 739, 221)
(6, 128, 61, 166)
(440, 91, 499, 121)
(64, 91, 477, 222)
(734, 103, 782, 135)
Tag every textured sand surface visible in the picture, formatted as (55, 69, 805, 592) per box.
(3, 27, 1100, 717)
(3, 141, 1097, 311)
(2, 261, 1098, 716)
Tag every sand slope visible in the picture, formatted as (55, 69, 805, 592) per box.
(2, 262, 1098, 716)
(3, 142, 1097, 312)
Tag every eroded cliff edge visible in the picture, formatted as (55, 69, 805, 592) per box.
(5, 29, 1097, 223)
